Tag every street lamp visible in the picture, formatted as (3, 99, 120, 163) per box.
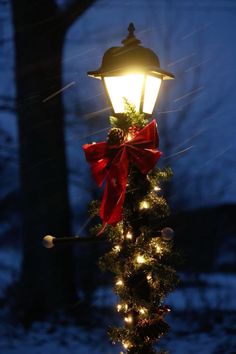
(88, 23, 174, 115)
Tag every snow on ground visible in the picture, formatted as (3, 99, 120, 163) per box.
(0, 247, 236, 354)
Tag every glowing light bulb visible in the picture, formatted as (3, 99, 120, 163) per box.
(139, 307, 147, 314)
(116, 279, 124, 286)
(139, 200, 150, 210)
(127, 133, 132, 141)
(136, 255, 146, 264)
(123, 341, 130, 349)
(156, 245, 162, 253)
(114, 245, 121, 252)
(124, 315, 133, 323)
(104, 74, 145, 113)
(117, 304, 122, 312)
(126, 231, 133, 240)
(154, 185, 161, 191)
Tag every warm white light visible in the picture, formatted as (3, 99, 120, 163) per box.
(117, 303, 128, 312)
(143, 75, 162, 114)
(147, 273, 152, 281)
(104, 74, 144, 113)
(136, 255, 146, 264)
(123, 341, 130, 349)
(139, 200, 150, 210)
(116, 279, 124, 286)
(114, 245, 121, 252)
(139, 307, 147, 315)
(126, 231, 133, 240)
(127, 133, 132, 141)
(156, 245, 162, 253)
(117, 304, 122, 312)
(154, 185, 161, 192)
(124, 315, 133, 323)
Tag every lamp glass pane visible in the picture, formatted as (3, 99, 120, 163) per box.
(143, 75, 162, 114)
(104, 74, 145, 113)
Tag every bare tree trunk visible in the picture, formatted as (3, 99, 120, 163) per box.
(11, 0, 77, 320)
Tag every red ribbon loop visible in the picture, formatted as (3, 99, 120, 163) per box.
(83, 120, 161, 229)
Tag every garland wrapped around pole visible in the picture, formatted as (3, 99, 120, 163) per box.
(85, 104, 180, 354)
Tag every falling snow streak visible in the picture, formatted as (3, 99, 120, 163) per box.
(185, 58, 211, 72)
(134, 25, 165, 36)
(75, 215, 94, 235)
(62, 48, 97, 63)
(79, 92, 104, 103)
(181, 23, 212, 40)
(164, 146, 195, 160)
(20, 94, 41, 102)
(157, 108, 182, 115)
(174, 128, 207, 151)
(66, 126, 110, 142)
(173, 86, 204, 103)
(42, 81, 76, 102)
(167, 53, 196, 67)
(179, 92, 205, 109)
(200, 146, 232, 168)
(84, 107, 112, 119)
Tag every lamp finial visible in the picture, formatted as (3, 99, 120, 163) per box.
(122, 22, 141, 46)
(128, 23, 135, 37)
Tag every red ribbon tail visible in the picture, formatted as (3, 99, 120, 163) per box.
(100, 149, 129, 227)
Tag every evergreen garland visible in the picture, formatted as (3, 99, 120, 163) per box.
(109, 98, 148, 132)
(89, 103, 180, 354)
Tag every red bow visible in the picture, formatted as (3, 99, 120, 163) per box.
(83, 120, 161, 229)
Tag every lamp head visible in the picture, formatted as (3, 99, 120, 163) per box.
(88, 23, 174, 115)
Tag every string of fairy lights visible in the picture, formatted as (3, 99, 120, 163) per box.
(110, 188, 174, 352)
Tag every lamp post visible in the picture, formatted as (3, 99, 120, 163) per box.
(88, 23, 174, 115)
(84, 24, 178, 354)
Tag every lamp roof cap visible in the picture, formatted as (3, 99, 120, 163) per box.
(88, 23, 174, 80)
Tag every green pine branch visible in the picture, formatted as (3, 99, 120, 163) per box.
(110, 99, 148, 131)
(88, 105, 181, 353)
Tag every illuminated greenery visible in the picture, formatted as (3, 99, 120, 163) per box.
(89, 106, 180, 354)
(109, 99, 148, 132)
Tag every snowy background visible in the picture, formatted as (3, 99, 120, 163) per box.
(0, 0, 236, 353)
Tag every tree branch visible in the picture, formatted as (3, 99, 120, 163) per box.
(60, 0, 97, 30)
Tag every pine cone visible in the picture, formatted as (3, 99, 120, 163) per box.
(107, 128, 125, 146)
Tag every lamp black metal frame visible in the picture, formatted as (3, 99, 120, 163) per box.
(88, 23, 174, 116)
